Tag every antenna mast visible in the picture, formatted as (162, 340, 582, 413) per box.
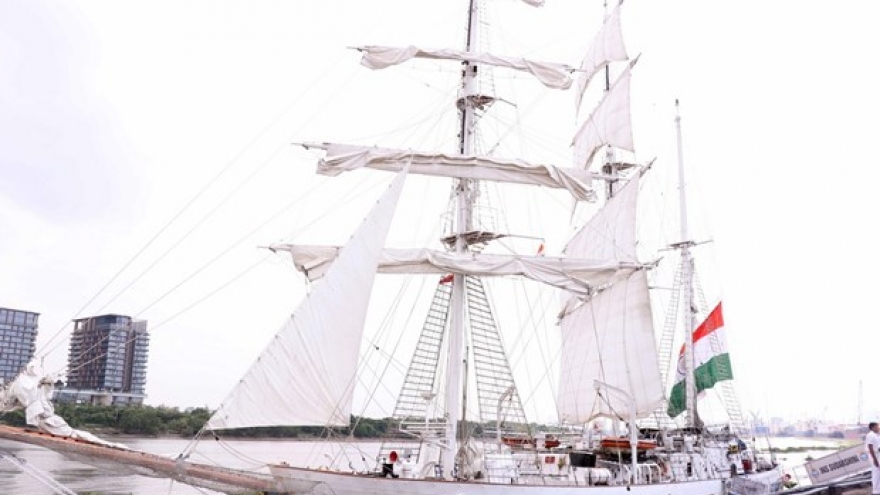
(858, 380, 864, 425)
(674, 100, 700, 429)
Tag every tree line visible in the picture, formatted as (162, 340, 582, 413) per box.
(0, 404, 411, 438)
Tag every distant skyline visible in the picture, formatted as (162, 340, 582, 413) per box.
(2, 0, 879, 426)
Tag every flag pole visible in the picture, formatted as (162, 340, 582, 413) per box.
(674, 99, 701, 429)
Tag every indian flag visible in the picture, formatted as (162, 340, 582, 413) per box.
(667, 302, 734, 417)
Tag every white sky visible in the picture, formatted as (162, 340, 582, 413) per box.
(1, 0, 879, 426)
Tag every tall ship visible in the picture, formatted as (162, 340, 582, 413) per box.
(0, 1, 783, 494)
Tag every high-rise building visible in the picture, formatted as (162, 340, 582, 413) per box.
(0, 307, 39, 385)
(57, 314, 149, 406)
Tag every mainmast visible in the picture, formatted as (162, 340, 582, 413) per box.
(674, 100, 700, 428)
(442, 0, 479, 479)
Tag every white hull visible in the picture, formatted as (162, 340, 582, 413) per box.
(268, 465, 727, 495)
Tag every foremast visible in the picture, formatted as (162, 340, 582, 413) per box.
(443, 0, 479, 479)
(559, 0, 666, 460)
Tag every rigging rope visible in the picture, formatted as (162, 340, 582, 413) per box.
(37, 39, 370, 363)
(38, 71, 338, 360)
(54, 161, 392, 379)
(0, 450, 78, 495)
(79, 144, 289, 323)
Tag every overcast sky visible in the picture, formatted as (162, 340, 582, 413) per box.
(2, 0, 879, 426)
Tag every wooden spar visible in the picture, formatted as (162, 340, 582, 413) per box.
(0, 425, 284, 494)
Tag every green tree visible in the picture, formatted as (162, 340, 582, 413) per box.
(118, 407, 163, 436)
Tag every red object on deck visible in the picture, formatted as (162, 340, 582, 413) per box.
(599, 438, 657, 451)
(501, 437, 532, 447)
(501, 436, 561, 449)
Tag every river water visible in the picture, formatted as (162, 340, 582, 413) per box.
(0, 435, 850, 494)
(0, 436, 383, 495)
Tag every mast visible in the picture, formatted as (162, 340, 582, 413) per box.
(601, 0, 618, 201)
(442, 0, 479, 479)
(674, 99, 700, 429)
(602, 0, 630, 201)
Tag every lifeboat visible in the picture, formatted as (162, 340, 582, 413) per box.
(599, 438, 657, 451)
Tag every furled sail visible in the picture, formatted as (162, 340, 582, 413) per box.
(358, 45, 573, 89)
(270, 245, 645, 297)
(207, 169, 408, 430)
(308, 143, 595, 200)
(574, 2, 628, 115)
(0, 362, 128, 449)
(572, 57, 638, 171)
(557, 177, 664, 423)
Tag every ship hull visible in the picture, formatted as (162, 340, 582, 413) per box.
(0, 425, 782, 495)
(268, 464, 728, 495)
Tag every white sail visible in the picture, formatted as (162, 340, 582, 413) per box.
(271, 245, 645, 297)
(564, 171, 638, 262)
(207, 169, 408, 430)
(557, 270, 663, 423)
(572, 58, 637, 171)
(310, 143, 595, 200)
(520, 0, 545, 6)
(574, 3, 628, 115)
(359, 45, 573, 89)
(557, 175, 663, 423)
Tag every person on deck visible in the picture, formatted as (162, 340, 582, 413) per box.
(866, 422, 880, 495)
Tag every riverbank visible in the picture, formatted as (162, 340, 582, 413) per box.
(0, 404, 410, 438)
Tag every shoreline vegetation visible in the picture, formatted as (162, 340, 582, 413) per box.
(0, 404, 426, 438)
(0, 405, 861, 448)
